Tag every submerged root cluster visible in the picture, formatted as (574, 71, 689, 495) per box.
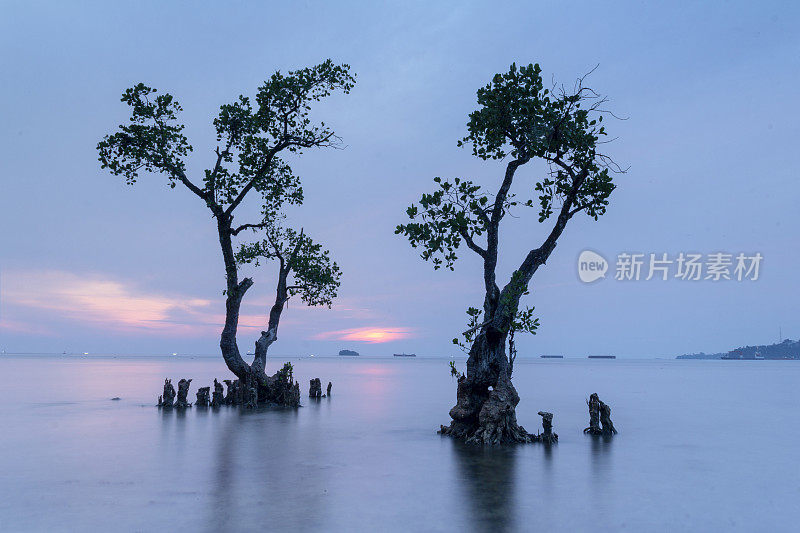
(439, 374, 556, 445)
(157, 368, 303, 409)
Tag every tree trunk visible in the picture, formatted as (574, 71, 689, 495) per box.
(217, 213, 252, 380)
(438, 144, 585, 444)
(440, 327, 535, 444)
(214, 213, 300, 408)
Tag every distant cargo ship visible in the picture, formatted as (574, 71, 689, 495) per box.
(338, 349, 360, 356)
(540, 355, 564, 359)
(393, 353, 416, 357)
(588, 355, 616, 359)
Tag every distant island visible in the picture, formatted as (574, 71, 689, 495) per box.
(675, 352, 725, 360)
(393, 353, 416, 357)
(677, 338, 799, 360)
(338, 349, 360, 356)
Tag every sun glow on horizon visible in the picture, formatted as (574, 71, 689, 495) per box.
(0, 269, 417, 347)
(314, 327, 413, 344)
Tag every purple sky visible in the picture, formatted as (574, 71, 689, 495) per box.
(1, 1, 798, 358)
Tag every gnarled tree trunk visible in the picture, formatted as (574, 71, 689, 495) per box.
(439, 159, 573, 444)
(441, 324, 535, 444)
(397, 66, 620, 445)
(216, 213, 300, 408)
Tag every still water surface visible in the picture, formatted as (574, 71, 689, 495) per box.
(0, 355, 798, 532)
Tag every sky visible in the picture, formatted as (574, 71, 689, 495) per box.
(1, 1, 799, 358)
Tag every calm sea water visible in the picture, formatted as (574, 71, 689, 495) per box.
(0, 354, 798, 532)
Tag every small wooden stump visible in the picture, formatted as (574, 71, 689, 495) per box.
(600, 401, 618, 435)
(223, 379, 240, 405)
(245, 384, 258, 409)
(175, 379, 192, 408)
(157, 378, 176, 408)
(309, 378, 322, 399)
(584, 393, 617, 435)
(537, 411, 558, 444)
(195, 387, 210, 407)
(212, 379, 225, 407)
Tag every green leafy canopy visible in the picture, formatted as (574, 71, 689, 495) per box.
(98, 60, 355, 217)
(235, 224, 341, 308)
(398, 62, 623, 358)
(97, 60, 354, 307)
(396, 62, 620, 272)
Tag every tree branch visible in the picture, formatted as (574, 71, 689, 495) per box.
(150, 115, 208, 202)
(286, 228, 305, 270)
(462, 318, 492, 336)
(491, 158, 527, 225)
(208, 142, 232, 202)
(568, 202, 592, 217)
(513, 170, 584, 284)
(265, 230, 284, 261)
(224, 143, 284, 216)
(169, 161, 207, 200)
(458, 227, 488, 258)
(230, 222, 270, 236)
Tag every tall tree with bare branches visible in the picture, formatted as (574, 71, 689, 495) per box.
(98, 60, 353, 406)
(397, 63, 623, 443)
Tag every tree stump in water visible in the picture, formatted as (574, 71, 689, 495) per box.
(440, 372, 537, 444)
(583, 393, 602, 435)
(223, 379, 240, 405)
(244, 383, 258, 409)
(600, 401, 618, 435)
(155, 374, 299, 410)
(196, 387, 210, 407)
(309, 378, 322, 399)
(212, 379, 225, 407)
(326, 381, 332, 397)
(584, 393, 617, 435)
(254, 371, 300, 407)
(175, 379, 192, 408)
(537, 411, 558, 444)
(157, 378, 176, 408)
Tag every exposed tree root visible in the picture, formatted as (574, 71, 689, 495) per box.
(158, 368, 301, 410)
(157, 378, 175, 408)
(584, 393, 617, 436)
(195, 387, 210, 407)
(537, 411, 558, 444)
(439, 374, 542, 444)
(309, 378, 322, 399)
(175, 379, 192, 408)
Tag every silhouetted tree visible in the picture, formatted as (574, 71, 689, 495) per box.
(397, 63, 622, 442)
(98, 60, 353, 405)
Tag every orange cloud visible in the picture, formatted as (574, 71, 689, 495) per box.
(1, 269, 218, 336)
(1, 270, 400, 343)
(314, 327, 413, 343)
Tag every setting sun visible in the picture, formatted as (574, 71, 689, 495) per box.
(314, 327, 413, 344)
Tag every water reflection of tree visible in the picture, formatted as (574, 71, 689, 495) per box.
(590, 434, 614, 473)
(452, 442, 518, 532)
(207, 407, 325, 531)
(589, 434, 614, 497)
